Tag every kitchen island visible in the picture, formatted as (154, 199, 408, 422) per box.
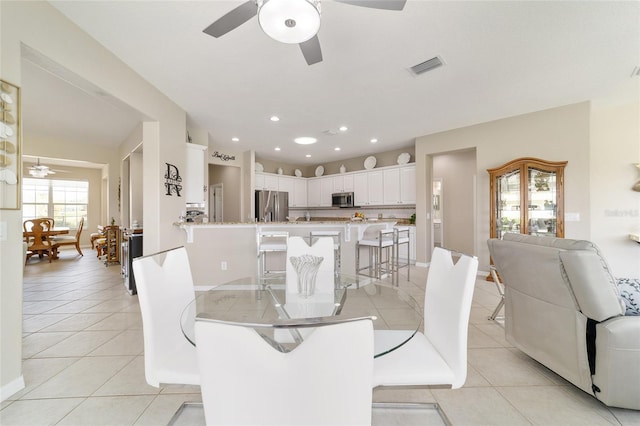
(175, 220, 400, 287)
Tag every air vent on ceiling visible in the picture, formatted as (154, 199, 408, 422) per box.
(322, 130, 339, 136)
(410, 56, 444, 76)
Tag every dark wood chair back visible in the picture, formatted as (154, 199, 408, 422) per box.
(24, 218, 58, 263)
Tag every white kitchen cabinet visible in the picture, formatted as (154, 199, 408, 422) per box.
(264, 174, 279, 190)
(383, 168, 401, 204)
(332, 174, 354, 193)
(307, 179, 322, 207)
(332, 176, 344, 193)
(293, 178, 307, 207)
(255, 172, 278, 190)
(354, 171, 383, 206)
(397, 226, 416, 263)
(400, 165, 416, 204)
(383, 165, 416, 205)
(354, 173, 368, 206)
(278, 176, 294, 206)
(320, 177, 333, 207)
(343, 174, 354, 192)
(185, 143, 207, 204)
(255, 173, 264, 190)
(367, 171, 384, 205)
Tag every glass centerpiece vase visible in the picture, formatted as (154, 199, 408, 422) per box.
(289, 255, 324, 298)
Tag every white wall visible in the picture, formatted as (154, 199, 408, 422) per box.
(129, 153, 144, 227)
(590, 93, 640, 278)
(0, 1, 188, 399)
(416, 99, 640, 278)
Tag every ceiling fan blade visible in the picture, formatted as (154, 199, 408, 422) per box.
(334, 0, 406, 11)
(203, 1, 258, 38)
(300, 35, 323, 66)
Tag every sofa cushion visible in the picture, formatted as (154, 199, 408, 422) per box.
(617, 278, 640, 316)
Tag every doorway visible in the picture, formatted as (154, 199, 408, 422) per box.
(210, 183, 223, 222)
(432, 179, 443, 248)
(431, 149, 477, 257)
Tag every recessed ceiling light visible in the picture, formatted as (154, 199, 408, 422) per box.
(294, 137, 318, 145)
(370, 138, 378, 143)
(339, 126, 348, 132)
(274, 147, 281, 151)
(334, 147, 341, 151)
(232, 137, 239, 142)
(305, 154, 311, 158)
(270, 116, 280, 122)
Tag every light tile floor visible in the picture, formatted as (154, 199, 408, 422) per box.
(2, 247, 640, 425)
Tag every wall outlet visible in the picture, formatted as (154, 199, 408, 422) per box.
(220, 261, 227, 271)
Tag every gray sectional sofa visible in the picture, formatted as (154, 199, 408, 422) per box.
(488, 233, 640, 410)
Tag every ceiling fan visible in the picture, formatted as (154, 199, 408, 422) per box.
(28, 159, 67, 178)
(203, 0, 406, 65)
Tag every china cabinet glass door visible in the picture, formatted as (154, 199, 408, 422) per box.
(489, 158, 567, 240)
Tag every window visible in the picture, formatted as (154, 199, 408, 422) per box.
(23, 178, 89, 228)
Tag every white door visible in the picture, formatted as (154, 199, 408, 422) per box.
(210, 183, 224, 222)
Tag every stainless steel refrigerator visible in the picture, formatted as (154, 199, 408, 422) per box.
(255, 190, 289, 222)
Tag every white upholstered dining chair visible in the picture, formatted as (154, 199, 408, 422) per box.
(373, 247, 478, 419)
(195, 316, 374, 426)
(132, 246, 200, 387)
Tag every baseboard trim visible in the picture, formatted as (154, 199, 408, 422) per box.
(1, 375, 25, 402)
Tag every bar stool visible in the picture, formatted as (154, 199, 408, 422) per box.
(310, 230, 341, 284)
(257, 231, 289, 278)
(356, 225, 395, 280)
(393, 226, 411, 285)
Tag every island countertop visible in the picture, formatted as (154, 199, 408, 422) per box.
(174, 220, 406, 241)
(173, 220, 413, 287)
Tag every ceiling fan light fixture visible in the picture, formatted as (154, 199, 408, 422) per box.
(258, 0, 321, 44)
(29, 168, 48, 178)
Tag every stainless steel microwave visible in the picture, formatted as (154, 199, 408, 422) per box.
(332, 192, 354, 208)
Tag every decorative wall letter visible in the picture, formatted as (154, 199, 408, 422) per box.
(164, 163, 182, 196)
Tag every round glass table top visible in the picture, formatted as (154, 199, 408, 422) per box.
(181, 274, 422, 357)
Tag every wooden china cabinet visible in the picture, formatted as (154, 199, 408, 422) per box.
(488, 158, 567, 280)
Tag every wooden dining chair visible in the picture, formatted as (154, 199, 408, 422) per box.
(24, 218, 59, 264)
(52, 217, 84, 256)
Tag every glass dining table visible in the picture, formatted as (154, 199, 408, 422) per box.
(181, 274, 423, 357)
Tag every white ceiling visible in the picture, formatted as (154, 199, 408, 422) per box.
(22, 1, 640, 165)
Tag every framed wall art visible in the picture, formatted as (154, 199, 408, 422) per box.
(0, 79, 21, 210)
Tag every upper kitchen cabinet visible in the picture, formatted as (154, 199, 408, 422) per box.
(278, 175, 307, 207)
(383, 165, 416, 205)
(320, 177, 333, 207)
(307, 178, 322, 207)
(354, 170, 383, 206)
(255, 172, 278, 191)
(332, 174, 354, 193)
(489, 157, 567, 239)
(293, 178, 307, 207)
(185, 143, 207, 204)
(400, 165, 416, 204)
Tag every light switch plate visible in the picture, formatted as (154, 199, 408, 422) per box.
(0, 221, 7, 241)
(565, 212, 580, 222)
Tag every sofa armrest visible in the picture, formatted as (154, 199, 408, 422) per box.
(559, 250, 624, 321)
(593, 317, 640, 409)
